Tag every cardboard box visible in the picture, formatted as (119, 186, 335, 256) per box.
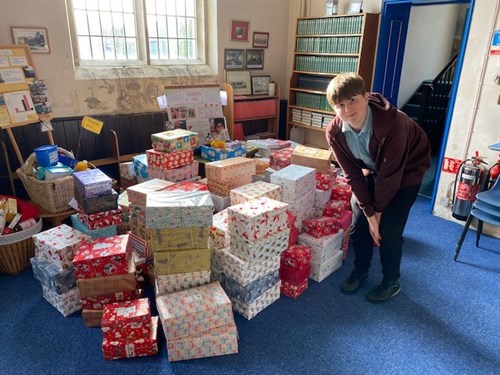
(150, 226, 209, 252)
(291, 145, 333, 174)
(82, 308, 103, 327)
(153, 248, 211, 275)
(76, 262, 138, 298)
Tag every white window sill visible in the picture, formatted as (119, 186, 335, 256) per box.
(74, 64, 216, 80)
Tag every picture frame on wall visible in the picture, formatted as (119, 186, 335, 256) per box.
(226, 70, 252, 96)
(251, 75, 271, 95)
(224, 49, 245, 70)
(245, 49, 264, 69)
(348, 1, 363, 14)
(252, 32, 269, 48)
(230, 20, 250, 42)
(11, 27, 50, 54)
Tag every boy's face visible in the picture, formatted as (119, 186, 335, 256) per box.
(332, 93, 368, 130)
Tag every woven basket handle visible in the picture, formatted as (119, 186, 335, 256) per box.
(21, 147, 75, 176)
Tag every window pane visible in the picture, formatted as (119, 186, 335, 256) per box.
(177, 18, 186, 38)
(100, 0, 111, 11)
(147, 15, 157, 37)
(110, 0, 122, 12)
(145, 0, 156, 13)
(178, 39, 187, 59)
(78, 36, 92, 59)
(167, 16, 177, 37)
(115, 37, 127, 59)
(186, 17, 194, 38)
(176, 0, 185, 16)
(122, 0, 134, 13)
(156, 0, 167, 15)
(187, 39, 195, 59)
(166, 0, 176, 15)
(103, 37, 115, 59)
(90, 36, 104, 59)
(74, 10, 89, 35)
(113, 13, 125, 36)
(126, 38, 137, 59)
(168, 39, 178, 59)
(185, 0, 195, 16)
(86, 0, 99, 11)
(73, 0, 86, 10)
(159, 39, 169, 59)
(157, 15, 167, 37)
(149, 39, 159, 59)
(100, 12, 113, 36)
(88, 11, 101, 35)
(124, 13, 136, 37)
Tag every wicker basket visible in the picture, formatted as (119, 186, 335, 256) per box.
(16, 148, 75, 214)
(0, 219, 43, 275)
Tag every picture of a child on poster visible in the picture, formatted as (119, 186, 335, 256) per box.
(210, 117, 230, 141)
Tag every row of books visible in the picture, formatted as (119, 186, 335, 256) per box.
(296, 36, 361, 54)
(297, 16, 363, 36)
(234, 99, 277, 120)
(295, 92, 332, 112)
(295, 56, 359, 74)
(296, 75, 331, 91)
(291, 108, 335, 129)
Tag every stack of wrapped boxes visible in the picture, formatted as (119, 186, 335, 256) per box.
(147, 129, 200, 183)
(205, 157, 256, 212)
(72, 169, 122, 239)
(31, 224, 90, 316)
(72, 234, 143, 327)
(208, 208, 230, 282)
(329, 177, 354, 259)
(280, 244, 312, 298)
(221, 197, 289, 319)
(147, 190, 214, 296)
(101, 298, 159, 360)
(156, 281, 238, 362)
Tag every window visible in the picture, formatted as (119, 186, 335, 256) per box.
(68, 0, 201, 66)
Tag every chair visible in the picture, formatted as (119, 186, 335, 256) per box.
(454, 176, 500, 261)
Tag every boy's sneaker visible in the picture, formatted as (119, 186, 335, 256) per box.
(366, 280, 401, 304)
(341, 271, 368, 294)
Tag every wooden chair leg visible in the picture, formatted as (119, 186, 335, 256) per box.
(454, 214, 474, 261)
(475, 219, 483, 247)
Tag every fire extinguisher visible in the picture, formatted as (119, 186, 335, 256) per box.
(486, 154, 500, 190)
(451, 151, 488, 221)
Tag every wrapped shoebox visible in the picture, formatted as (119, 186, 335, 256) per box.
(166, 322, 238, 362)
(101, 298, 152, 340)
(77, 207, 123, 230)
(230, 281, 280, 320)
(73, 234, 131, 279)
(281, 278, 308, 299)
(340, 210, 353, 231)
(156, 281, 234, 341)
(209, 210, 230, 250)
(30, 257, 76, 294)
(102, 316, 158, 360)
(315, 169, 338, 190)
(129, 232, 151, 258)
(285, 189, 316, 221)
(230, 181, 282, 206)
(220, 248, 280, 286)
(76, 261, 138, 298)
(133, 154, 149, 179)
(246, 139, 291, 158)
(323, 200, 351, 218)
(151, 129, 199, 153)
(75, 189, 119, 214)
(128, 216, 151, 240)
(146, 148, 194, 170)
(33, 224, 90, 270)
(281, 245, 312, 270)
(207, 177, 253, 196)
(82, 308, 103, 327)
(315, 189, 332, 208)
(264, 167, 277, 182)
(150, 226, 209, 252)
(303, 216, 341, 238)
(298, 230, 344, 264)
(269, 148, 293, 170)
(119, 161, 135, 180)
(204, 157, 256, 183)
(201, 144, 246, 161)
(71, 214, 117, 240)
(73, 169, 113, 199)
(229, 230, 289, 264)
(270, 164, 316, 202)
(154, 271, 211, 296)
(165, 180, 208, 193)
(227, 197, 288, 242)
(220, 269, 279, 303)
(127, 178, 174, 206)
(153, 248, 211, 275)
(145, 191, 213, 229)
(254, 157, 270, 175)
(148, 161, 199, 182)
(289, 227, 299, 246)
(41, 284, 81, 317)
(330, 181, 352, 202)
(291, 145, 333, 174)
(309, 249, 343, 283)
(210, 193, 231, 213)
(210, 247, 224, 273)
(81, 289, 142, 310)
(280, 263, 311, 285)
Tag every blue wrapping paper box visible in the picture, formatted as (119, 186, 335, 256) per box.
(133, 154, 149, 178)
(74, 188, 119, 214)
(220, 269, 279, 303)
(70, 214, 117, 240)
(201, 144, 246, 161)
(30, 257, 77, 294)
(73, 169, 113, 199)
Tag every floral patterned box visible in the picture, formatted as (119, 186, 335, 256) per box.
(204, 157, 256, 183)
(154, 271, 211, 296)
(126, 178, 174, 207)
(151, 129, 199, 153)
(73, 169, 113, 199)
(315, 168, 338, 190)
(146, 148, 194, 170)
(298, 230, 344, 264)
(153, 248, 211, 275)
(230, 281, 280, 320)
(270, 164, 316, 202)
(230, 181, 282, 206)
(101, 298, 152, 340)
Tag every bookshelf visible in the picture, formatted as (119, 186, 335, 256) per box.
(287, 13, 380, 149)
(222, 82, 280, 140)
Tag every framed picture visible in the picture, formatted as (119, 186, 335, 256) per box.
(245, 49, 264, 69)
(230, 20, 249, 42)
(226, 70, 252, 96)
(224, 49, 245, 70)
(348, 1, 363, 14)
(11, 27, 50, 54)
(251, 76, 271, 95)
(252, 32, 269, 48)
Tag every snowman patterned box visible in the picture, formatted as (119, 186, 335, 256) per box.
(220, 269, 279, 303)
(230, 281, 281, 320)
(72, 234, 132, 279)
(270, 164, 316, 202)
(209, 209, 230, 250)
(166, 321, 238, 362)
(33, 224, 90, 270)
(309, 249, 343, 283)
(229, 229, 290, 264)
(145, 191, 214, 229)
(30, 257, 76, 294)
(150, 226, 209, 252)
(156, 281, 234, 341)
(298, 230, 344, 264)
(73, 169, 113, 199)
(204, 157, 256, 183)
(146, 149, 194, 170)
(102, 316, 159, 360)
(227, 197, 288, 242)
(154, 271, 211, 296)
(41, 284, 81, 317)
(153, 248, 211, 275)
(151, 129, 199, 153)
(148, 161, 200, 183)
(230, 181, 282, 206)
(127, 178, 175, 207)
(101, 297, 152, 340)
(77, 207, 123, 230)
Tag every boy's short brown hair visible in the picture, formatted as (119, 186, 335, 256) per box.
(326, 73, 366, 107)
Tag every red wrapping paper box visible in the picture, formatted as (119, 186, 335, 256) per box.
(73, 234, 132, 279)
(303, 216, 341, 238)
(281, 278, 308, 299)
(77, 207, 123, 230)
(269, 148, 293, 170)
(280, 263, 311, 285)
(315, 169, 338, 190)
(101, 298, 152, 340)
(102, 316, 158, 360)
(165, 181, 208, 192)
(281, 245, 311, 270)
(146, 148, 193, 170)
(289, 227, 299, 246)
(323, 200, 351, 218)
(330, 182, 352, 202)
(340, 210, 353, 231)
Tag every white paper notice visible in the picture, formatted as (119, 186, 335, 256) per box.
(0, 67, 25, 83)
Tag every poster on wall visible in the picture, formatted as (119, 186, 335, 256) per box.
(490, 30, 500, 55)
(3, 89, 38, 125)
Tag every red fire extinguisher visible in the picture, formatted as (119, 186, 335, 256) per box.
(487, 154, 500, 190)
(451, 151, 488, 221)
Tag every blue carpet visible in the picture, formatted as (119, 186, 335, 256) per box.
(1, 196, 499, 375)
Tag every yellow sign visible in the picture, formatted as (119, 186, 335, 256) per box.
(81, 116, 104, 134)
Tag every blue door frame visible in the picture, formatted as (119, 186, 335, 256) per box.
(372, 0, 475, 209)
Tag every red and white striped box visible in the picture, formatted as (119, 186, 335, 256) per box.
(73, 234, 131, 279)
(151, 129, 199, 153)
(101, 298, 152, 340)
(146, 149, 194, 170)
(281, 244, 312, 270)
(126, 178, 174, 206)
(77, 207, 123, 230)
(302, 216, 341, 238)
(102, 316, 158, 360)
